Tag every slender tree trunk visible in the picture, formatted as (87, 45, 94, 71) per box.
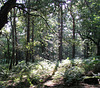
(97, 42, 100, 56)
(12, 9, 16, 66)
(9, 10, 15, 69)
(26, 0, 30, 63)
(69, 7, 76, 59)
(13, 8, 18, 65)
(72, 17, 75, 58)
(84, 44, 86, 58)
(7, 36, 10, 64)
(86, 42, 89, 58)
(58, 3, 63, 61)
(32, 21, 35, 62)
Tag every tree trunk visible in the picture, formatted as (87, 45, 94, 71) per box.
(72, 17, 75, 58)
(9, 10, 15, 69)
(0, 0, 16, 30)
(13, 8, 18, 65)
(32, 21, 35, 62)
(7, 35, 10, 64)
(97, 42, 100, 56)
(26, 0, 30, 63)
(69, 5, 76, 59)
(58, 3, 63, 61)
(86, 42, 89, 58)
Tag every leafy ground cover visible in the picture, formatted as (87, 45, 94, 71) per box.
(0, 57, 100, 88)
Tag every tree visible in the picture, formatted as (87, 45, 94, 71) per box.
(9, 8, 17, 69)
(0, 0, 16, 30)
(26, 0, 30, 63)
(77, 0, 100, 56)
(67, 1, 76, 58)
(57, 0, 65, 61)
(14, 8, 18, 65)
(6, 33, 10, 63)
(31, 20, 35, 62)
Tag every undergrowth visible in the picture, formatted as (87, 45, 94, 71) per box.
(0, 57, 100, 87)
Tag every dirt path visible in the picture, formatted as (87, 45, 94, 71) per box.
(43, 79, 100, 88)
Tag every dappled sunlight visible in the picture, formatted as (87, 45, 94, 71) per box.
(60, 59, 72, 68)
(39, 59, 55, 70)
(0, 0, 100, 87)
(73, 58, 83, 66)
(0, 57, 100, 87)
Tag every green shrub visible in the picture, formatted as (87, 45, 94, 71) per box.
(83, 58, 100, 73)
(71, 58, 84, 67)
(64, 66, 85, 86)
(0, 64, 10, 80)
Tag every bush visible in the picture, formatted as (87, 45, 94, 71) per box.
(64, 66, 85, 86)
(71, 58, 83, 67)
(0, 64, 10, 80)
(83, 58, 100, 73)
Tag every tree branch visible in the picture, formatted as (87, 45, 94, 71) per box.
(16, 3, 38, 11)
(85, 36, 98, 45)
(77, 30, 97, 44)
(0, 0, 16, 30)
(15, 5, 52, 30)
(0, 0, 53, 32)
(84, 0, 92, 13)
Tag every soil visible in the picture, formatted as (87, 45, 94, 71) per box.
(4, 76, 100, 88)
(43, 79, 100, 88)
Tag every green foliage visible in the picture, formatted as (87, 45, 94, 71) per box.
(52, 59, 72, 81)
(53, 57, 100, 86)
(64, 66, 85, 86)
(83, 57, 100, 73)
(7, 59, 55, 86)
(71, 58, 84, 67)
(0, 0, 100, 87)
(0, 64, 10, 80)
(0, 57, 100, 87)
(77, 0, 100, 44)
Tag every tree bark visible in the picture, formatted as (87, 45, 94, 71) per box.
(68, 2, 76, 58)
(13, 8, 18, 65)
(0, 0, 16, 30)
(7, 35, 10, 63)
(69, 7, 76, 59)
(32, 21, 35, 62)
(9, 10, 15, 69)
(58, 3, 63, 61)
(72, 17, 75, 58)
(85, 42, 89, 58)
(97, 42, 100, 56)
(26, 0, 30, 63)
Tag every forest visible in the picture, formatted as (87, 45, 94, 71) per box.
(0, 0, 100, 88)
